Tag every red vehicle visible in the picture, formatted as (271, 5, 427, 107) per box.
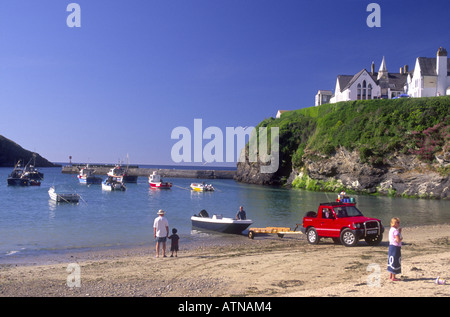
(300, 202, 384, 247)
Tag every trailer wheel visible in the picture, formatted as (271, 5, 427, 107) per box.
(277, 233, 284, 238)
(248, 231, 255, 239)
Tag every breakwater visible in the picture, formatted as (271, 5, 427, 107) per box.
(61, 165, 236, 179)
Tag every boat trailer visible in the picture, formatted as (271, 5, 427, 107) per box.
(248, 224, 303, 239)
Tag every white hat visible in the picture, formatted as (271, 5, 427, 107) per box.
(157, 209, 165, 215)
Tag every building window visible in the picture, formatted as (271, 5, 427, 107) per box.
(368, 84, 372, 99)
(357, 83, 361, 100)
(362, 80, 367, 100)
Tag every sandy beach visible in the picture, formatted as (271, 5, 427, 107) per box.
(0, 224, 449, 297)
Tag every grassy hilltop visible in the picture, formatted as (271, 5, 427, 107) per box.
(258, 96, 449, 171)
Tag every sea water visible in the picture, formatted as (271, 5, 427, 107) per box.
(0, 167, 449, 259)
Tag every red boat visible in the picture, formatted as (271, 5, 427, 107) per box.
(149, 171, 172, 189)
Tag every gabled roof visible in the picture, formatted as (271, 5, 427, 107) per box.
(417, 57, 450, 76)
(336, 75, 353, 92)
(336, 69, 408, 93)
(339, 69, 378, 92)
(386, 73, 408, 91)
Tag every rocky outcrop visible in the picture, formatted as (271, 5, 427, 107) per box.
(235, 147, 450, 199)
(293, 148, 450, 199)
(0, 135, 56, 167)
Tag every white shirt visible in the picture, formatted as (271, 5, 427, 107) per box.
(153, 216, 169, 237)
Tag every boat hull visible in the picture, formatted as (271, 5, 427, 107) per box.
(150, 182, 172, 189)
(78, 176, 102, 184)
(7, 178, 29, 186)
(102, 181, 126, 191)
(48, 188, 80, 203)
(191, 216, 252, 234)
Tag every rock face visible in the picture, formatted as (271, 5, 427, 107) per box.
(301, 148, 449, 199)
(0, 135, 56, 167)
(236, 147, 450, 199)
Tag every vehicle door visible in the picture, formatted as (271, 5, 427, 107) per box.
(316, 208, 340, 237)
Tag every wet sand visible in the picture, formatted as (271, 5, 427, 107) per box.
(0, 224, 449, 297)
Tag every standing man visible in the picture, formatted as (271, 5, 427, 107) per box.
(153, 209, 169, 258)
(235, 206, 247, 220)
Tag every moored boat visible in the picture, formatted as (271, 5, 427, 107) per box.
(7, 161, 32, 186)
(22, 154, 44, 181)
(149, 171, 172, 189)
(107, 165, 138, 183)
(48, 186, 80, 203)
(191, 209, 253, 234)
(190, 182, 214, 192)
(102, 176, 126, 191)
(77, 165, 102, 184)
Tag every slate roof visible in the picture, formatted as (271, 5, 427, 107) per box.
(337, 69, 408, 92)
(417, 57, 450, 76)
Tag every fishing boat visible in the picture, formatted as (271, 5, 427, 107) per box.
(149, 171, 172, 189)
(190, 182, 214, 192)
(22, 154, 44, 181)
(191, 209, 253, 234)
(107, 165, 138, 183)
(7, 161, 32, 186)
(48, 186, 80, 203)
(102, 176, 126, 191)
(77, 165, 102, 184)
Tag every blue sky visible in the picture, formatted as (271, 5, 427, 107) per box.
(1, 0, 449, 166)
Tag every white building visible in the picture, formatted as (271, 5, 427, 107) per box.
(315, 90, 333, 106)
(406, 47, 450, 97)
(317, 47, 449, 105)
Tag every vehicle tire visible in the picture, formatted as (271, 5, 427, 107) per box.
(306, 228, 319, 245)
(248, 231, 255, 239)
(340, 228, 358, 247)
(365, 233, 383, 246)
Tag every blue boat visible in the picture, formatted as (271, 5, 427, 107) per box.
(77, 165, 102, 184)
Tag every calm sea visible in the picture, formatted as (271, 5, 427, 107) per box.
(1, 167, 449, 260)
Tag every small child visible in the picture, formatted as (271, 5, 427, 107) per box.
(168, 228, 180, 257)
(388, 217, 403, 281)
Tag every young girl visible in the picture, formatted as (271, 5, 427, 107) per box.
(388, 217, 403, 281)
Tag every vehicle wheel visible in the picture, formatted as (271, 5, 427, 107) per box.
(365, 233, 383, 246)
(340, 228, 358, 247)
(306, 228, 319, 245)
(248, 231, 255, 239)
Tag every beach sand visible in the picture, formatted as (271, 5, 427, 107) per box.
(0, 224, 449, 297)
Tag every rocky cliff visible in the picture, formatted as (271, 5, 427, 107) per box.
(292, 148, 449, 199)
(235, 97, 450, 199)
(0, 135, 56, 167)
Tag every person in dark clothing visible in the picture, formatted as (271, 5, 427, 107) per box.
(168, 228, 180, 257)
(235, 206, 246, 220)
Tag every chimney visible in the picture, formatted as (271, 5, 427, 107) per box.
(400, 67, 403, 74)
(404, 65, 409, 73)
(371, 62, 375, 75)
(436, 47, 448, 96)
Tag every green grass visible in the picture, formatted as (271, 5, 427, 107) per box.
(255, 96, 450, 173)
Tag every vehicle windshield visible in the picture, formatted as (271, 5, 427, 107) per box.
(333, 206, 363, 218)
